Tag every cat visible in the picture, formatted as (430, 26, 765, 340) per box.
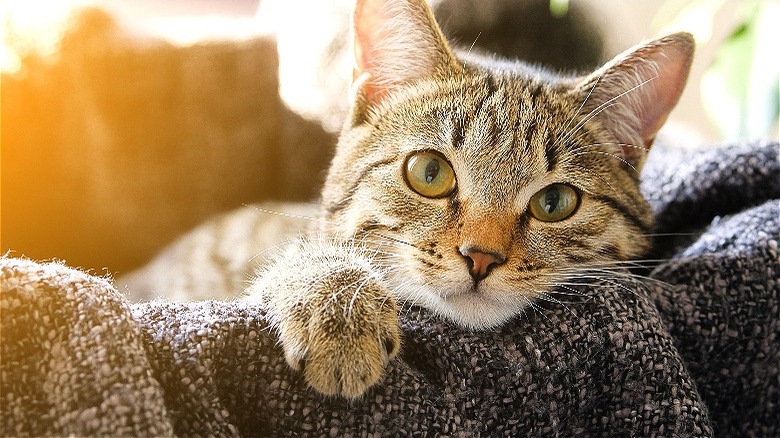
(250, 0, 695, 399)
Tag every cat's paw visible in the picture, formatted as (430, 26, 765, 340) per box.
(279, 267, 400, 398)
(251, 242, 401, 399)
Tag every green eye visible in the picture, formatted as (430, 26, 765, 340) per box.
(529, 184, 579, 222)
(404, 151, 456, 198)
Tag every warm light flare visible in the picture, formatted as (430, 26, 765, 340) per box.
(1, 0, 98, 72)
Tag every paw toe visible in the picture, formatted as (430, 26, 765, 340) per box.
(383, 337, 398, 358)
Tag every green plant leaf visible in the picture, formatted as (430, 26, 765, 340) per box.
(701, 2, 779, 140)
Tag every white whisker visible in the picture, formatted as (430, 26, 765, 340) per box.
(554, 71, 604, 150)
(558, 75, 656, 150)
(569, 150, 639, 173)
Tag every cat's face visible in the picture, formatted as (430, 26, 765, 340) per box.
(321, 0, 693, 329)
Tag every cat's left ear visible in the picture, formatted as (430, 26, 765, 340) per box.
(350, 0, 461, 115)
(576, 33, 694, 169)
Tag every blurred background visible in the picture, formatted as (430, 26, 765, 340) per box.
(1, 0, 778, 276)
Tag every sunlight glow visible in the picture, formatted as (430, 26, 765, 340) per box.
(133, 15, 265, 46)
(1, 0, 95, 73)
(1, 0, 265, 73)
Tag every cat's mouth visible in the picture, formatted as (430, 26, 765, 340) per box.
(455, 283, 487, 297)
(431, 278, 481, 299)
(437, 278, 511, 308)
(386, 268, 521, 329)
(437, 286, 524, 330)
(444, 283, 498, 302)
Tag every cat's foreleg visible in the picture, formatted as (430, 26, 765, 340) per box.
(246, 237, 400, 398)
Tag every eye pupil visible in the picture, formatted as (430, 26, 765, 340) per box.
(544, 189, 560, 213)
(404, 151, 456, 198)
(425, 160, 440, 183)
(529, 184, 579, 222)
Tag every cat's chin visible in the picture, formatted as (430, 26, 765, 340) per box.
(386, 271, 529, 329)
(393, 282, 525, 330)
(436, 290, 525, 330)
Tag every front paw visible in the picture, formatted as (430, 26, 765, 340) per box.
(275, 267, 400, 398)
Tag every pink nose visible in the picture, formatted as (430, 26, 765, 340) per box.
(459, 246, 506, 283)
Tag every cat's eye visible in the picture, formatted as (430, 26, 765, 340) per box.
(529, 184, 579, 222)
(404, 151, 456, 198)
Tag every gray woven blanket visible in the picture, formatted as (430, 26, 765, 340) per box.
(2, 141, 778, 436)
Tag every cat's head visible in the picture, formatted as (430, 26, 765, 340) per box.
(321, 0, 694, 329)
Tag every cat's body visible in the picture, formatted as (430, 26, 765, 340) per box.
(128, 0, 694, 399)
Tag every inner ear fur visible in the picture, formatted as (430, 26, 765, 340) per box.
(576, 32, 695, 169)
(350, 0, 461, 112)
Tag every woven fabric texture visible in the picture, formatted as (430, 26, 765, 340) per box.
(2, 141, 778, 436)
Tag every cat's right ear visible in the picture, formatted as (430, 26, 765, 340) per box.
(574, 32, 694, 170)
(349, 0, 460, 119)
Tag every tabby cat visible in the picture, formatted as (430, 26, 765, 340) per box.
(248, 0, 694, 398)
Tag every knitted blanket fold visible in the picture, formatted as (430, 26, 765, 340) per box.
(2, 141, 778, 436)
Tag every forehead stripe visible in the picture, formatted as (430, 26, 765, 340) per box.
(325, 156, 397, 215)
(591, 194, 650, 233)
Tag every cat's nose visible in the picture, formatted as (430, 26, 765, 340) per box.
(459, 246, 506, 283)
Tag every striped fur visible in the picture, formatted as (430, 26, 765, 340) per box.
(248, 0, 694, 398)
